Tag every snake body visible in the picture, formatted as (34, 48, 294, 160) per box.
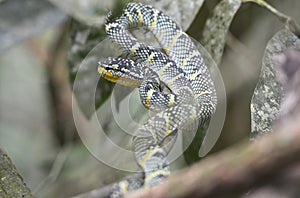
(98, 2, 217, 197)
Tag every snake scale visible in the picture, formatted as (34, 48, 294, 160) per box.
(98, 2, 217, 197)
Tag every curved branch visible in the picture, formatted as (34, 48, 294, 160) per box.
(126, 117, 300, 198)
(242, 0, 300, 36)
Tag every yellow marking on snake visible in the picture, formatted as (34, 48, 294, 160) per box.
(145, 169, 170, 183)
(139, 152, 150, 167)
(124, 10, 133, 27)
(158, 62, 172, 77)
(195, 91, 212, 98)
(130, 43, 141, 58)
(145, 89, 155, 109)
(98, 66, 142, 87)
(139, 146, 161, 167)
(167, 95, 175, 107)
(162, 47, 169, 54)
(119, 181, 128, 193)
(150, 10, 159, 30)
(98, 66, 116, 80)
(167, 73, 184, 88)
(180, 50, 199, 68)
(136, 9, 143, 27)
(164, 116, 172, 136)
(146, 52, 156, 66)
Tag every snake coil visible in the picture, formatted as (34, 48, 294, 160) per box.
(98, 3, 217, 197)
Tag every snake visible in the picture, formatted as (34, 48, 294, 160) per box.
(97, 2, 217, 197)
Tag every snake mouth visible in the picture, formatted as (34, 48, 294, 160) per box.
(98, 64, 141, 87)
(98, 65, 120, 81)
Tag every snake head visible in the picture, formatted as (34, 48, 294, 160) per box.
(98, 57, 143, 87)
(98, 57, 120, 82)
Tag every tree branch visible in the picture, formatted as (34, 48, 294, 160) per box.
(126, 117, 300, 198)
(72, 116, 300, 198)
(0, 148, 33, 197)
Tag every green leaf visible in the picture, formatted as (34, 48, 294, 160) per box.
(250, 29, 300, 139)
(201, 0, 242, 65)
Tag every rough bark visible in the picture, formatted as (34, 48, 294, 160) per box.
(0, 148, 33, 198)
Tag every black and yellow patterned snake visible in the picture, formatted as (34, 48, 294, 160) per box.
(98, 2, 217, 197)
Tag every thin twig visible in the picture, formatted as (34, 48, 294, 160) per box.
(242, 0, 300, 36)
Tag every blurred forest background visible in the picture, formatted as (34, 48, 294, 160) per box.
(0, 0, 299, 197)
